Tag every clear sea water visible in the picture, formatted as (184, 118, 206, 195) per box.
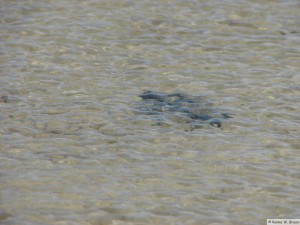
(1, 0, 300, 224)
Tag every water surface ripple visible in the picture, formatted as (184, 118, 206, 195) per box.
(1, 0, 300, 224)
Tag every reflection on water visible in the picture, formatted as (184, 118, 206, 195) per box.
(1, 0, 300, 224)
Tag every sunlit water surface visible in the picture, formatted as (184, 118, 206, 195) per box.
(1, 0, 300, 224)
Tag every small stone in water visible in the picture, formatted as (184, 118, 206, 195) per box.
(209, 119, 222, 128)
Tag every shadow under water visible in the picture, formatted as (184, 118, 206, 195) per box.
(134, 91, 233, 131)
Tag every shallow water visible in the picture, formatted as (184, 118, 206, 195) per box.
(1, 0, 300, 224)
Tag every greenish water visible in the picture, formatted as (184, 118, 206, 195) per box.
(1, 0, 300, 224)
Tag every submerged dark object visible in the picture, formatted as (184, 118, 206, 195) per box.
(0, 96, 8, 103)
(137, 91, 232, 130)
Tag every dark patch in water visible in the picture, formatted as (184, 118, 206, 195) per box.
(136, 91, 233, 130)
(0, 96, 8, 103)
